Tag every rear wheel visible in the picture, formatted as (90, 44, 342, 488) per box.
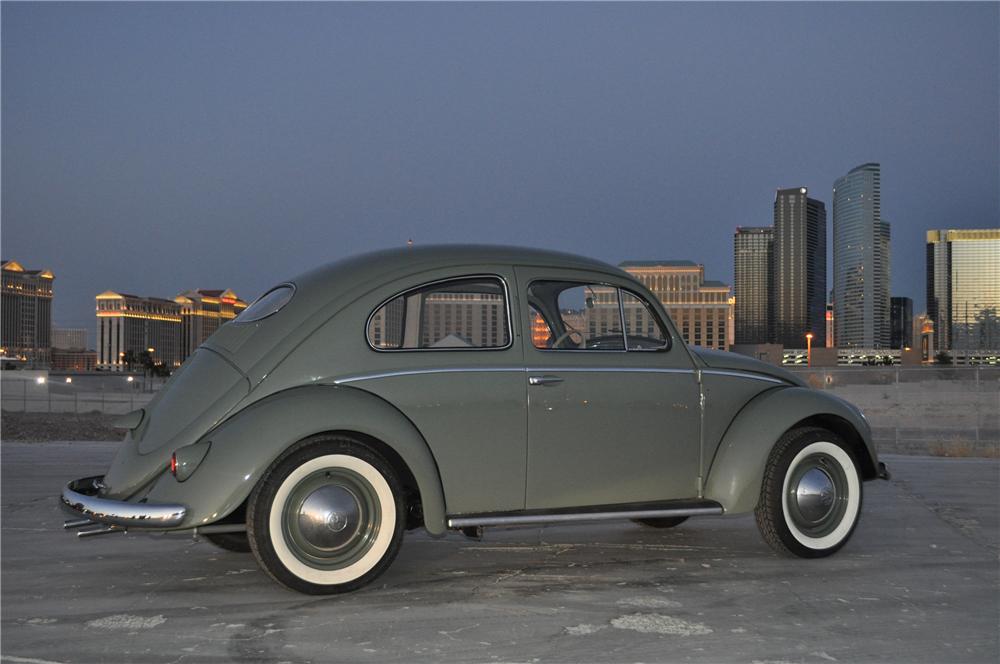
(247, 435, 405, 594)
(632, 516, 688, 529)
(755, 427, 862, 558)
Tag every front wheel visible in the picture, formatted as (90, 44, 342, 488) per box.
(247, 435, 405, 594)
(755, 427, 862, 558)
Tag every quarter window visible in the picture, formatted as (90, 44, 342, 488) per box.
(368, 277, 510, 350)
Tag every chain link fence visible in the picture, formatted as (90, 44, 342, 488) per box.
(788, 366, 999, 455)
(1, 373, 160, 415)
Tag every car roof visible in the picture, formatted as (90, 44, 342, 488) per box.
(291, 244, 628, 295)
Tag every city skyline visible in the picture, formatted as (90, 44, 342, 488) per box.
(2, 3, 997, 330)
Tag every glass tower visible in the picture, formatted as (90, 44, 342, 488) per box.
(926, 229, 1000, 352)
(733, 226, 773, 344)
(833, 163, 891, 348)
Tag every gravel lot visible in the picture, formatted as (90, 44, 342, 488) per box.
(1, 442, 998, 664)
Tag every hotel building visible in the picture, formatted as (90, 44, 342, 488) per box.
(175, 289, 247, 359)
(619, 261, 731, 351)
(1, 260, 54, 367)
(96, 292, 182, 370)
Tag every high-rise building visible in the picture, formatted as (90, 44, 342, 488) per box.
(773, 188, 827, 348)
(619, 260, 730, 351)
(833, 163, 891, 348)
(890, 296, 913, 350)
(1, 260, 54, 367)
(175, 289, 248, 360)
(733, 227, 773, 344)
(926, 229, 1000, 352)
(96, 291, 182, 370)
(52, 327, 87, 350)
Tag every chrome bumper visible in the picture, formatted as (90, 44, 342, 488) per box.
(61, 476, 187, 530)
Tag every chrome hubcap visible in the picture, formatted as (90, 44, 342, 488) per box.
(282, 468, 381, 570)
(297, 485, 361, 550)
(786, 452, 849, 537)
(794, 468, 836, 523)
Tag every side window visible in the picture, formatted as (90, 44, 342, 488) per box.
(527, 282, 624, 351)
(622, 291, 669, 350)
(368, 277, 510, 350)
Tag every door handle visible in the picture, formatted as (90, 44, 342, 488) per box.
(528, 375, 564, 386)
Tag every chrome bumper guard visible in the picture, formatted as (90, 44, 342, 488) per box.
(61, 476, 187, 532)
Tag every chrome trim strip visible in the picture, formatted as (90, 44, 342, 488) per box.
(61, 476, 187, 529)
(448, 505, 724, 528)
(526, 366, 695, 374)
(334, 366, 698, 384)
(365, 273, 515, 353)
(700, 369, 786, 385)
(334, 367, 523, 384)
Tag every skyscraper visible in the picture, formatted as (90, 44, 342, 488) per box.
(833, 163, 890, 348)
(926, 229, 1000, 352)
(890, 296, 913, 350)
(772, 188, 827, 348)
(733, 227, 773, 344)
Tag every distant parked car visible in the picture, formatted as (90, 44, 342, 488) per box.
(63, 245, 888, 594)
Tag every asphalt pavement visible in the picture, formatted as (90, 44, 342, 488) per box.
(2, 442, 997, 664)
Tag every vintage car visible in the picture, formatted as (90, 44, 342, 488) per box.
(63, 245, 889, 594)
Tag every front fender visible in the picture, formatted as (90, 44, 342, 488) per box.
(703, 386, 877, 514)
(143, 384, 448, 536)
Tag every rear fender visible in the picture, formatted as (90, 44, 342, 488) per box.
(143, 385, 448, 535)
(703, 387, 877, 514)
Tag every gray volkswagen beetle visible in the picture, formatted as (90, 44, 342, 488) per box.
(63, 245, 889, 594)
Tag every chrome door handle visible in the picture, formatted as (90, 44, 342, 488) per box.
(528, 375, 563, 386)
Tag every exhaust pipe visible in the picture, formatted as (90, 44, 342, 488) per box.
(78, 526, 127, 538)
(64, 518, 94, 529)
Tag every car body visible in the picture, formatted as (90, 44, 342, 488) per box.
(63, 245, 888, 594)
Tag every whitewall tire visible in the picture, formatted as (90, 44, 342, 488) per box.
(247, 436, 405, 594)
(755, 428, 863, 558)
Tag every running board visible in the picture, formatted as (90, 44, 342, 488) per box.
(447, 499, 723, 529)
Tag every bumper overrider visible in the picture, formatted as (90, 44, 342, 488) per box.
(61, 476, 187, 537)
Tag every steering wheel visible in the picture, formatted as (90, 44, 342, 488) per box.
(551, 328, 584, 349)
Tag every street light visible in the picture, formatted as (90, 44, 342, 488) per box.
(805, 332, 814, 367)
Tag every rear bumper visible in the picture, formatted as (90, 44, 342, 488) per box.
(61, 476, 187, 529)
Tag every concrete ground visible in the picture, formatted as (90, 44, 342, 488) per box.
(2, 442, 997, 664)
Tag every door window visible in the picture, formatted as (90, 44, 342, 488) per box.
(527, 282, 624, 351)
(622, 290, 669, 350)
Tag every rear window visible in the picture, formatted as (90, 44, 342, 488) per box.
(234, 285, 294, 323)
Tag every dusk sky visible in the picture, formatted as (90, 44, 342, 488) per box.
(3, 2, 998, 335)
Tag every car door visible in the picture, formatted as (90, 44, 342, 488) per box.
(516, 266, 702, 510)
(341, 268, 528, 515)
